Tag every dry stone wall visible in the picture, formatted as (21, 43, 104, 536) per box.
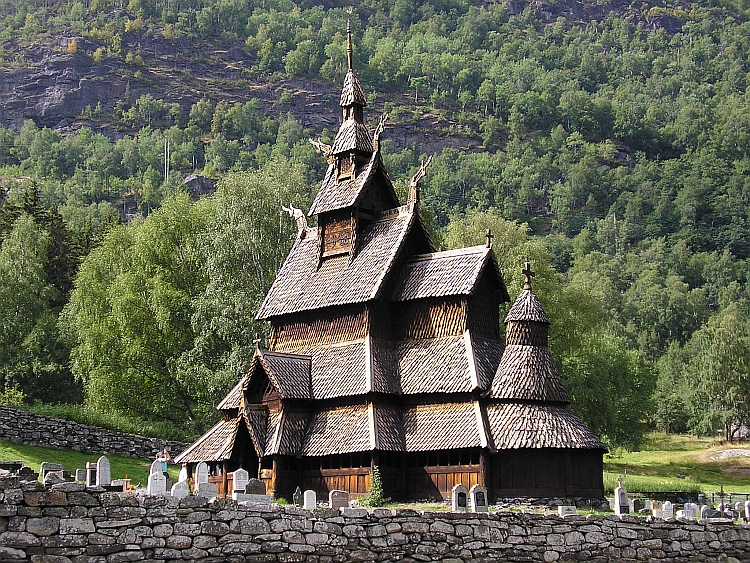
(1, 476, 750, 563)
(0, 407, 186, 459)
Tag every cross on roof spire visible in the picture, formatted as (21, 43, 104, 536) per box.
(485, 229, 493, 249)
(253, 335, 262, 349)
(521, 261, 535, 290)
(346, 7, 354, 72)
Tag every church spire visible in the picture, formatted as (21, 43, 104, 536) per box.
(346, 10, 354, 72)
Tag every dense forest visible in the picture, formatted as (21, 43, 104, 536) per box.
(2, 0, 750, 447)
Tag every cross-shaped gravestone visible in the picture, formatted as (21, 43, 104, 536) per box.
(96, 456, 111, 487)
(521, 261, 535, 290)
(451, 484, 469, 513)
(614, 475, 629, 515)
(253, 336, 262, 349)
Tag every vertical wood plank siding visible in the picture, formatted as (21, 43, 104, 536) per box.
(271, 306, 369, 351)
(467, 274, 501, 338)
(322, 214, 355, 255)
(393, 297, 466, 340)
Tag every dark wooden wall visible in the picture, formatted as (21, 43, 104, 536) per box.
(467, 272, 501, 338)
(391, 297, 467, 340)
(322, 213, 354, 256)
(270, 305, 368, 352)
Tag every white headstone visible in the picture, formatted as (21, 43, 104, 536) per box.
(469, 484, 488, 513)
(231, 468, 249, 499)
(195, 462, 209, 484)
(735, 502, 744, 515)
(196, 481, 217, 499)
(303, 489, 317, 510)
(679, 503, 696, 520)
(171, 480, 190, 499)
(558, 505, 577, 517)
(451, 484, 469, 513)
(701, 505, 710, 519)
(662, 501, 674, 519)
(178, 465, 189, 484)
(96, 456, 111, 487)
(644, 499, 652, 510)
(150, 459, 163, 476)
(147, 472, 167, 496)
(329, 489, 349, 509)
(745, 501, 750, 519)
(614, 476, 629, 515)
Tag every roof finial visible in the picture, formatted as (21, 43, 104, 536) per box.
(485, 229, 493, 249)
(346, 7, 354, 72)
(521, 261, 535, 290)
(253, 335, 262, 350)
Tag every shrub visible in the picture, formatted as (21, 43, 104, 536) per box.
(359, 466, 390, 507)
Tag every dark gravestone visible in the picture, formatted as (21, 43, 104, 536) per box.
(245, 478, 266, 495)
(458, 492, 467, 508)
(293, 487, 303, 507)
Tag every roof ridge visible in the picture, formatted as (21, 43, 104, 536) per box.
(405, 245, 488, 262)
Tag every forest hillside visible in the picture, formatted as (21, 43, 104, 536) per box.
(1, 0, 750, 448)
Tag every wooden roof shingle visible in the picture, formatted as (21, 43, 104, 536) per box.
(243, 408, 268, 457)
(300, 405, 371, 456)
(174, 417, 240, 463)
(340, 70, 367, 107)
(489, 345, 571, 403)
(331, 118, 372, 155)
(505, 288, 550, 324)
(390, 246, 507, 302)
(402, 403, 481, 451)
(259, 351, 312, 399)
(256, 208, 414, 319)
(373, 404, 405, 451)
(398, 336, 473, 394)
(485, 403, 606, 450)
(217, 377, 245, 411)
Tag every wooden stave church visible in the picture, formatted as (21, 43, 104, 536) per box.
(175, 26, 606, 502)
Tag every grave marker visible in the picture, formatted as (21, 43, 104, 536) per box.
(245, 478, 266, 495)
(43, 471, 64, 485)
(39, 462, 63, 480)
(171, 480, 190, 499)
(75, 469, 86, 482)
(293, 487, 303, 507)
(231, 468, 249, 499)
(614, 475, 629, 515)
(745, 501, 750, 519)
(147, 472, 167, 496)
(150, 459, 163, 476)
(195, 462, 209, 484)
(662, 501, 674, 519)
(96, 456, 111, 487)
(303, 489, 316, 510)
(469, 484, 488, 513)
(329, 489, 349, 509)
(85, 462, 97, 486)
(558, 506, 577, 517)
(451, 484, 469, 513)
(196, 481, 217, 499)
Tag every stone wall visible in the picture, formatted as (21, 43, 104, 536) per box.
(0, 407, 187, 459)
(1, 477, 749, 563)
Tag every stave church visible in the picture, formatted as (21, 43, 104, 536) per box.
(175, 24, 606, 502)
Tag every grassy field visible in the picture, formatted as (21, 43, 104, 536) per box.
(604, 433, 750, 494)
(0, 439, 179, 486)
(3, 432, 750, 499)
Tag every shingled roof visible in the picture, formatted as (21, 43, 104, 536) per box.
(257, 207, 414, 319)
(340, 69, 367, 107)
(505, 288, 550, 323)
(300, 405, 371, 456)
(308, 150, 399, 216)
(390, 246, 508, 302)
(331, 118, 372, 155)
(402, 402, 484, 451)
(174, 417, 241, 463)
(489, 345, 571, 402)
(485, 403, 606, 449)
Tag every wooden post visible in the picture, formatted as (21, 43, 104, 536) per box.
(270, 456, 279, 499)
(479, 450, 489, 490)
(222, 461, 229, 499)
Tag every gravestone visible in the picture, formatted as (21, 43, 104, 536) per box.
(679, 503, 697, 520)
(40, 462, 63, 480)
(171, 480, 190, 499)
(178, 465, 188, 484)
(745, 501, 750, 519)
(451, 484, 469, 513)
(245, 478, 266, 495)
(43, 471, 64, 485)
(293, 487, 303, 507)
(735, 502, 744, 515)
(329, 489, 349, 510)
(558, 506, 577, 517)
(632, 499, 644, 513)
(303, 489, 316, 510)
(662, 501, 674, 519)
(196, 481, 217, 499)
(17, 466, 38, 480)
(235, 492, 272, 505)
(614, 476, 629, 515)
(85, 462, 97, 486)
(111, 478, 130, 491)
(75, 469, 86, 482)
(195, 462, 209, 485)
(644, 499, 652, 510)
(231, 468, 249, 499)
(147, 472, 167, 496)
(469, 484, 488, 513)
(150, 459, 164, 476)
(96, 456, 111, 487)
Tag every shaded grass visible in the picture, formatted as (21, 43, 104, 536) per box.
(604, 433, 750, 494)
(0, 438, 179, 486)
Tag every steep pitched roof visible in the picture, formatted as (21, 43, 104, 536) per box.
(243, 408, 268, 458)
(299, 405, 371, 456)
(308, 150, 398, 215)
(489, 345, 571, 403)
(331, 118, 373, 155)
(257, 207, 414, 319)
(340, 69, 367, 107)
(265, 410, 307, 456)
(258, 351, 312, 399)
(505, 288, 550, 323)
(174, 417, 241, 463)
(390, 246, 508, 302)
(402, 402, 483, 451)
(485, 403, 606, 449)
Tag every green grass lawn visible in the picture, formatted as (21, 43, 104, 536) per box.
(0, 438, 179, 487)
(604, 433, 750, 494)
